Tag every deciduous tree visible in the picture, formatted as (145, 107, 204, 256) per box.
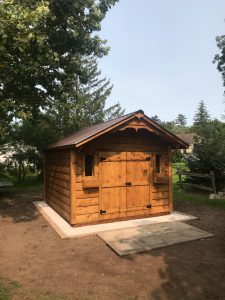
(0, 0, 119, 137)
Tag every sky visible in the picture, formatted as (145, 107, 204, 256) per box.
(98, 0, 225, 124)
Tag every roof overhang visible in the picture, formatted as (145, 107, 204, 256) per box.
(46, 110, 189, 150)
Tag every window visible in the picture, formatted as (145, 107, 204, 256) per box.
(85, 155, 94, 176)
(155, 154, 161, 174)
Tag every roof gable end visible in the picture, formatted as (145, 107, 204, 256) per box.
(47, 110, 189, 150)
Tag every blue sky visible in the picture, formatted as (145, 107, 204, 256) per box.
(98, 0, 225, 124)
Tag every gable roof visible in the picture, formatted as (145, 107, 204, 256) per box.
(176, 133, 195, 145)
(47, 110, 189, 150)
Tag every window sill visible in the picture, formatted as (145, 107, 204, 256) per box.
(82, 179, 99, 189)
(153, 176, 169, 184)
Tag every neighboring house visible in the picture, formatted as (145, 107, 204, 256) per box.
(176, 133, 196, 153)
(44, 110, 188, 226)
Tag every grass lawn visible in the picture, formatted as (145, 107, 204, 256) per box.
(0, 277, 68, 300)
(173, 167, 225, 210)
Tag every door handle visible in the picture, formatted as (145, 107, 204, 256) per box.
(126, 182, 132, 186)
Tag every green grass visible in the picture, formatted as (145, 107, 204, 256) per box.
(0, 279, 20, 300)
(0, 278, 69, 300)
(173, 167, 225, 210)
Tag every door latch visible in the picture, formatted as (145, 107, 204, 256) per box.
(125, 182, 132, 186)
(100, 209, 106, 214)
(146, 204, 152, 208)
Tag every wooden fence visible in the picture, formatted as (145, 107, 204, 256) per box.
(176, 168, 216, 194)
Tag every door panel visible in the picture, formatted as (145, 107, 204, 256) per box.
(126, 185, 150, 210)
(100, 187, 126, 215)
(100, 151, 152, 219)
(126, 161, 150, 186)
(101, 161, 126, 187)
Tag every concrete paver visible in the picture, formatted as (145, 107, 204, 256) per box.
(97, 221, 213, 256)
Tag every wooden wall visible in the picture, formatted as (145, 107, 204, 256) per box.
(44, 129, 173, 226)
(45, 149, 71, 222)
(73, 153, 100, 224)
(73, 129, 172, 225)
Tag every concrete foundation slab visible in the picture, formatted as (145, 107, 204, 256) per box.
(97, 221, 213, 256)
(34, 201, 197, 239)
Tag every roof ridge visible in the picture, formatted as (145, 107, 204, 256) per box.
(48, 110, 142, 147)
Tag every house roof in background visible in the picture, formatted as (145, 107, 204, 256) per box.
(176, 133, 195, 145)
(47, 110, 189, 150)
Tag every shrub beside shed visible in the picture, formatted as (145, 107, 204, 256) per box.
(44, 110, 188, 225)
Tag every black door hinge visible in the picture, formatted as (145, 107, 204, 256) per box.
(100, 209, 106, 214)
(100, 157, 106, 161)
(146, 156, 151, 161)
(125, 182, 132, 186)
(146, 204, 152, 208)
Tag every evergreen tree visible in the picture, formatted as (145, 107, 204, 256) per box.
(46, 56, 124, 137)
(175, 114, 187, 126)
(151, 115, 162, 125)
(186, 119, 225, 189)
(193, 100, 210, 127)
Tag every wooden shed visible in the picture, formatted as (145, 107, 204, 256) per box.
(44, 110, 188, 225)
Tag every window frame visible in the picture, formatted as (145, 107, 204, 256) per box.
(155, 153, 164, 175)
(82, 153, 96, 178)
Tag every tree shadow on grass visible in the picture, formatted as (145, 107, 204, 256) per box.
(0, 186, 43, 223)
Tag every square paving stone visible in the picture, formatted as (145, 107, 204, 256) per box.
(97, 221, 214, 256)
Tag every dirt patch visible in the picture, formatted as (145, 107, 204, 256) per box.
(0, 188, 225, 299)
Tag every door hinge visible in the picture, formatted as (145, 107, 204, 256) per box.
(100, 209, 106, 214)
(125, 182, 132, 186)
(146, 156, 151, 161)
(146, 204, 152, 208)
(100, 157, 106, 161)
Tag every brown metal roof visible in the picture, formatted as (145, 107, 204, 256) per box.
(47, 110, 189, 150)
(47, 111, 134, 149)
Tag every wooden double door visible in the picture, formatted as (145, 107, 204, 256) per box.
(99, 151, 152, 219)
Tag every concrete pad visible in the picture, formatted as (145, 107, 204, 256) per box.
(110, 240, 145, 256)
(97, 222, 213, 256)
(34, 201, 197, 239)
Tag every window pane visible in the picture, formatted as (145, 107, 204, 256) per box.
(156, 154, 161, 173)
(85, 155, 94, 176)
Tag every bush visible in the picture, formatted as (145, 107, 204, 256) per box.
(186, 120, 225, 190)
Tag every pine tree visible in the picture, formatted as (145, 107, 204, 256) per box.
(47, 56, 124, 137)
(151, 115, 162, 125)
(175, 114, 187, 126)
(193, 101, 210, 127)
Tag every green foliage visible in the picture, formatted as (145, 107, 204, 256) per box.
(151, 115, 162, 125)
(0, 0, 123, 179)
(214, 34, 225, 93)
(0, 0, 119, 138)
(175, 114, 187, 126)
(172, 150, 184, 163)
(151, 113, 190, 134)
(186, 119, 225, 189)
(193, 100, 210, 128)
